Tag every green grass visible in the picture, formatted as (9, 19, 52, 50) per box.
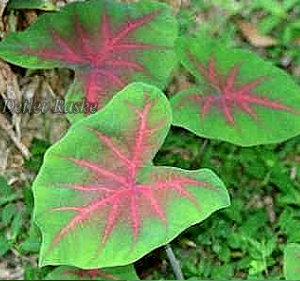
(153, 129, 300, 280)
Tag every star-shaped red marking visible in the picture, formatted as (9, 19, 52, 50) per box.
(31, 9, 165, 107)
(49, 97, 214, 250)
(189, 55, 298, 124)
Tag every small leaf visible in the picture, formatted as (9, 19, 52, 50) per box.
(45, 265, 139, 280)
(10, 211, 23, 240)
(0, 176, 14, 206)
(0, 175, 11, 195)
(252, 0, 286, 17)
(33, 83, 230, 268)
(25, 138, 51, 172)
(171, 35, 300, 146)
(1, 204, 17, 227)
(284, 243, 300, 280)
(19, 224, 42, 254)
(0, 235, 10, 257)
(0, 0, 178, 122)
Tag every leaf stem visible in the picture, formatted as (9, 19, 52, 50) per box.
(165, 244, 185, 280)
(199, 139, 209, 159)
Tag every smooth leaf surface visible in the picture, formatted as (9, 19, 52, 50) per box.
(171, 35, 300, 146)
(45, 265, 139, 280)
(33, 83, 230, 268)
(8, 0, 57, 10)
(0, 0, 177, 122)
(284, 243, 300, 280)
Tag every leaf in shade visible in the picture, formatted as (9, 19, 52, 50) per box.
(0, 0, 177, 122)
(284, 243, 300, 280)
(171, 35, 300, 146)
(45, 265, 139, 280)
(33, 83, 230, 268)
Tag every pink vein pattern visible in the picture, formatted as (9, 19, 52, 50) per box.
(49, 96, 215, 249)
(187, 55, 298, 124)
(32, 8, 166, 108)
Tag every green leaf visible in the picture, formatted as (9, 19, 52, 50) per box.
(10, 211, 23, 240)
(0, 175, 11, 196)
(8, 0, 57, 11)
(252, 0, 286, 17)
(1, 204, 18, 227)
(171, 35, 300, 146)
(284, 243, 300, 280)
(0, 0, 178, 123)
(0, 235, 10, 257)
(0, 176, 20, 206)
(19, 224, 42, 254)
(278, 208, 300, 242)
(33, 82, 230, 268)
(258, 16, 282, 34)
(211, 263, 233, 280)
(44, 265, 139, 280)
(283, 0, 300, 11)
(0, 176, 15, 206)
(25, 138, 51, 172)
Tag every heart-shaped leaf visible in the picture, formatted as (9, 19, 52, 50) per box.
(171, 35, 300, 146)
(45, 265, 139, 280)
(0, 0, 177, 122)
(33, 83, 230, 268)
(284, 243, 300, 280)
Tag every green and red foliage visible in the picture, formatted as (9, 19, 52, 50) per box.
(32, 83, 230, 268)
(0, 0, 178, 122)
(171, 35, 300, 146)
(1, 0, 300, 279)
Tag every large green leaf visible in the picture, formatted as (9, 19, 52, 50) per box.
(0, 0, 177, 122)
(284, 243, 300, 280)
(45, 265, 139, 280)
(171, 35, 300, 146)
(33, 83, 230, 268)
(8, 0, 57, 11)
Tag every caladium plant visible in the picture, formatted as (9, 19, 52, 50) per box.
(33, 83, 230, 268)
(171, 35, 300, 146)
(8, 0, 57, 11)
(45, 265, 139, 280)
(0, 0, 178, 122)
(284, 243, 300, 280)
(2, 0, 299, 278)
